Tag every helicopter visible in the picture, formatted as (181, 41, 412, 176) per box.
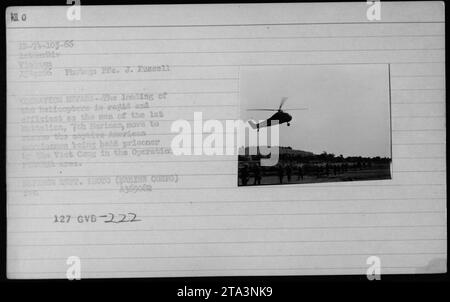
(247, 97, 308, 131)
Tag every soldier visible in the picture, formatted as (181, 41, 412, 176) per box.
(286, 165, 292, 182)
(297, 165, 304, 180)
(252, 163, 262, 185)
(277, 165, 284, 184)
(240, 164, 249, 186)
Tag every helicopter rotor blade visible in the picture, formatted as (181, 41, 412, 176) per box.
(278, 97, 288, 110)
(283, 108, 309, 111)
(246, 109, 278, 111)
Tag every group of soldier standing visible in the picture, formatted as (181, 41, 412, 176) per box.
(239, 161, 369, 185)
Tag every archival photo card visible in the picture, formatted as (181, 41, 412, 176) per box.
(238, 64, 392, 186)
(6, 2, 445, 280)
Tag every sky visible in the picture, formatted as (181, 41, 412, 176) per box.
(239, 64, 391, 158)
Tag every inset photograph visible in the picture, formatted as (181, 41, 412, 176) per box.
(238, 64, 392, 186)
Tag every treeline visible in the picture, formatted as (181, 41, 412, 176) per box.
(239, 148, 391, 164)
